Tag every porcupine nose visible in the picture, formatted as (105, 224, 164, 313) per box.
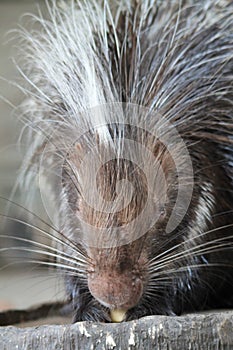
(87, 271, 143, 311)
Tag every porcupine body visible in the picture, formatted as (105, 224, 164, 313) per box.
(18, 0, 233, 322)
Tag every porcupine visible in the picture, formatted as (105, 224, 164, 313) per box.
(16, 0, 233, 323)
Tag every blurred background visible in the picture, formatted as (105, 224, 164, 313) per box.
(0, 0, 65, 312)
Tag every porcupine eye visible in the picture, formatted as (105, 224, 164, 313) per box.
(159, 206, 166, 219)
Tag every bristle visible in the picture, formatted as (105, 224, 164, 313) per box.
(17, 0, 233, 153)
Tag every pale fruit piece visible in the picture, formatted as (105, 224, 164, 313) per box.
(110, 309, 127, 322)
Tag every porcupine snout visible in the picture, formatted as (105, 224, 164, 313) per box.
(74, 155, 150, 311)
(87, 246, 146, 311)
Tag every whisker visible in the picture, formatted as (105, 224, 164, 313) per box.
(149, 238, 233, 272)
(0, 213, 83, 257)
(149, 260, 233, 280)
(0, 235, 86, 268)
(149, 223, 233, 266)
(0, 259, 86, 277)
(0, 196, 88, 259)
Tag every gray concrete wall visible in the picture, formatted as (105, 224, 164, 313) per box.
(0, 1, 42, 203)
(0, 0, 43, 253)
(0, 0, 65, 311)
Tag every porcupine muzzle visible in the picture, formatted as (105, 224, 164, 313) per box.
(87, 244, 146, 322)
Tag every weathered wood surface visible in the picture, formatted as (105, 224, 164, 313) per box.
(1, 311, 233, 350)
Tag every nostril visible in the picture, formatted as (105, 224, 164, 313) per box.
(118, 260, 131, 272)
